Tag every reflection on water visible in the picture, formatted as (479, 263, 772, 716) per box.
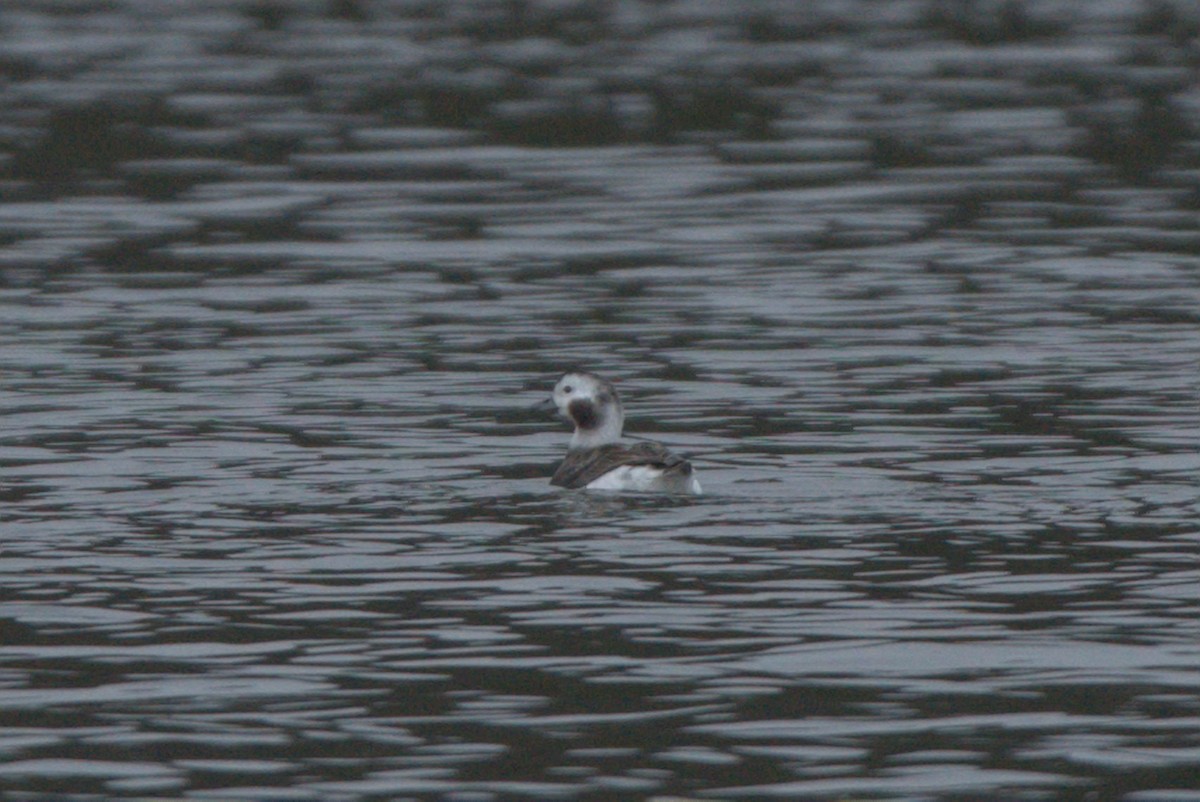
(2, 0, 1200, 800)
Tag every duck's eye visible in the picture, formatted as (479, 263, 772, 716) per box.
(562, 385, 573, 394)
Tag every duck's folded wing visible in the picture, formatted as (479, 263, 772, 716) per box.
(551, 442, 692, 488)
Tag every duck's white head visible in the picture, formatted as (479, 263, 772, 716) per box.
(550, 371, 624, 450)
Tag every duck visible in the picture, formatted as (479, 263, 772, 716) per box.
(540, 370, 701, 495)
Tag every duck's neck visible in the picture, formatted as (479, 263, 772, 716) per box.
(569, 414, 623, 451)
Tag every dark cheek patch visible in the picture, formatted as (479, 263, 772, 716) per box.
(568, 399, 599, 429)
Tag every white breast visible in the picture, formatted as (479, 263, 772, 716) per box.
(585, 465, 703, 495)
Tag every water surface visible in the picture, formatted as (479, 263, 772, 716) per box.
(2, 1, 1200, 800)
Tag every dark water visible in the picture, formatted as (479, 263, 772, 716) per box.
(2, 1, 1200, 800)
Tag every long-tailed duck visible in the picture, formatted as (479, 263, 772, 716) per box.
(541, 371, 701, 495)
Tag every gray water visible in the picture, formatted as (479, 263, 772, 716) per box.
(2, 1, 1200, 800)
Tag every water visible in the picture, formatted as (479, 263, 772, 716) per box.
(2, 1, 1200, 800)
